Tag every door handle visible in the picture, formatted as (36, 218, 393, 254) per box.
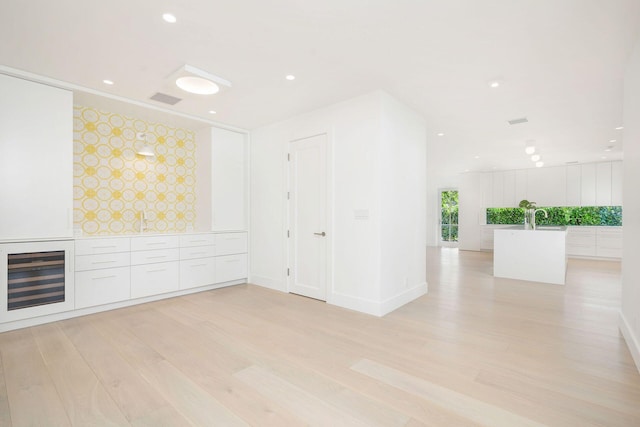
(314, 232, 326, 237)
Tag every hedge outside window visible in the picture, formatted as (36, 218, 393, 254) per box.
(486, 206, 622, 226)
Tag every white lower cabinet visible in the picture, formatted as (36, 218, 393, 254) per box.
(566, 227, 597, 257)
(596, 228, 622, 258)
(216, 254, 248, 283)
(180, 258, 216, 290)
(76, 266, 130, 309)
(131, 261, 180, 298)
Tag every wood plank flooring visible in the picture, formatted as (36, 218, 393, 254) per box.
(1, 248, 639, 426)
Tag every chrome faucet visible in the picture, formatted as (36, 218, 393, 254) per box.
(139, 210, 147, 233)
(533, 209, 548, 230)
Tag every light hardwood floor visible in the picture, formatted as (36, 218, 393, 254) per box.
(1, 248, 639, 426)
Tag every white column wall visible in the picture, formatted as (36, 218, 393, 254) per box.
(621, 34, 640, 372)
(250, 91, 427, 316)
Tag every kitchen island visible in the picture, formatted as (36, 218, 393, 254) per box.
(493, 226, 568, 285)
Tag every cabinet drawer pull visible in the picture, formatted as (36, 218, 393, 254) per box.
(225, 259, 241, 263)
(147, 268, 166, 273)
(92, 260, 115, 265)
(190, 239, 208, 243)
(92, 275, 117, 280)
(190, 251, 206, 255)
(147, 255, 166, 259)
(191, 263, 208, 267)
(92, 245, 117, 249)
(147, 242, 165, 246)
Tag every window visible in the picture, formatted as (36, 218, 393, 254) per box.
(440, 190, 458, 243)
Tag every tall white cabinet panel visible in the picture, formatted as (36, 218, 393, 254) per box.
(611, 161, 623, 206)
(527, 166, 566, 206)
(481, 173, 493, 208)
(502, 170, 516, 207)
(581, 164, 597, 206)
(566, 165, 581, 206)
(514, 169, 527, 205)
(211, 127, 247, 231)
(0, 74, 73, 240)
(492, 172, 505, 207)
(595, 162, 612, 206)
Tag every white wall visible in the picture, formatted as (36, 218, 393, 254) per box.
(620, 34, 640, 372)
(250, 91, 427, 316)
(379, 94, 427, 302)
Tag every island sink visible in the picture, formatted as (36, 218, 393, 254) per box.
(493, 226, 568, 285)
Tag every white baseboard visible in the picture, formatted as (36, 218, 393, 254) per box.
(380, 282, 428, 316)
(329, 282, 428, 317)
(250, 274, 286, 292)
(619, 311, 640, 374)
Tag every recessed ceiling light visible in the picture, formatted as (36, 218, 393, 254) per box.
(474, 155, 480, 159)
(464, 169, 470, 172)
(162, 13, 177, 23)
(609, 139, 617, 143)
(208, 110, 217, 115)
(525, 146, 536, 155)
(531, 154, 541, 162)
(489, 81, 500, 88)
(103, 79, 114, 85)
(602, 156, 608, 159)
(604, 146, 613, 152)
(615, 126, 624, 130)
(437, 132, 444, 136)
(536, 161, 544, 168)
(176, 76, 219, 95)
(286, 75, 296, 81)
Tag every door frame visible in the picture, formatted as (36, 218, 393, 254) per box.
(438, 187, 459, 248)
(286, 131, 334, 301)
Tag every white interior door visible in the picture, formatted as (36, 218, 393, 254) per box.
(289, 134, 327, 301)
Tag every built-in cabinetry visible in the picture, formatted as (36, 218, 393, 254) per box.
(481, 226, 622, 259)
(482, 161, 622, 208)
(0, 74, 73, 240)
(73, 232, 248, 311)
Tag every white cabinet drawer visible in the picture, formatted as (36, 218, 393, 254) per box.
(597, 228, 622, 237)
(75, 252, 130, 271)
(180, 258, 216, 290)
(131, 248, 179, 265)
(131, 261, 179, 298)
(180, 246, 216, 260)
(567, 244, 597, 257)
(596, 247, 622, 258)
(215, 254, 248, 283)
(75, 266, 130, 309)
(214, 233, 248, 256)
(131, 235, 179, 251)
(76, 238, 130, 255)
(179, 234, 215, 247)
(597, 237, 622, 250)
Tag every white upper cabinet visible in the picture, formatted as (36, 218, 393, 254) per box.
(492, 171, 505, 207)
(211, 127, 248, 231)
(481, 173, 493, 208)
(595, 162, 612, 206)
(0, 74, 73, 240)
(611, 161, 623, 205)
(514, 169, 527, 205)
(581, 163, 597, 206)
(566, 165, 581, 206)
(502, 170, 516, 207)
(526, 166, 566, 207)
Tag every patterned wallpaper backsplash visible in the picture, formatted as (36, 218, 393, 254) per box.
(73, 106, 196, 235)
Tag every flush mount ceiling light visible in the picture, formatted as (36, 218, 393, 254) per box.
(489, 81, 500, 88)
(531, 154, 541, 162)
(615, 126, 624, 130)
(136, 132, 154, 157)
(535, 161, 544, 168)
(286, 75, 296, 81)
(162, 13, 177, 23)
(169, 64, 232, 96)
(208, 110, 217, 115)
(103, 79, 114, 85)
(437, 132, 445, 136)
(609, 139, 617, 143)
(525, 145, 536, 155)
(176, 76, 219, 94)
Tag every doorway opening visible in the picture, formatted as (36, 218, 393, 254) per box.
(440, 189, 458, 247)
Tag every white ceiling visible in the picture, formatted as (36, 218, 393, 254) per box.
(1, 0, 639, 175)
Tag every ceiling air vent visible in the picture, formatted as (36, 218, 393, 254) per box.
(149, 92, 182, 105)
(508, 117, 528, 125)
